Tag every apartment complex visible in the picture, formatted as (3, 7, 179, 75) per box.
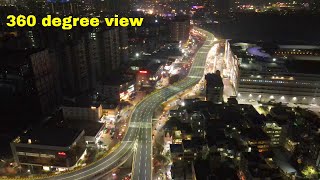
(169, 16, 191, 44)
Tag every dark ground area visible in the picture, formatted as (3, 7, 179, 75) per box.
(204, 13, 320, 44)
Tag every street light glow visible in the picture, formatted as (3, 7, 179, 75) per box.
(181, 101, 185, 106)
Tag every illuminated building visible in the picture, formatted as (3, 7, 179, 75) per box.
(225, 40, 239, 91)
(136, 63, 163, 87)
(273, 45, 320, 56)
(190, 112, 206, 138)
(244, 128, 270, 152)
(10, 128, 86, 170)
(229, 42, 320, 105)
(172, 130, 183, 144)
(169, 16, 191, 44)
(136, 70, 152, 87)
(47, 0, 82, 15)
(97, 77, 135, 104)
(263, 122, 282, 147)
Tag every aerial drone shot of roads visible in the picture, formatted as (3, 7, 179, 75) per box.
(1, 0, 320, 180)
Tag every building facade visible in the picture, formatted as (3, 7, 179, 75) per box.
(229, 42, 320, 105)
(263, 121, 282, 147)
(0, 49, 61, 115)
(97, 80, 135, 104)
(11, 128, 86, 170)
(169, 17, 190, 44)
(62, 104, 103, 122)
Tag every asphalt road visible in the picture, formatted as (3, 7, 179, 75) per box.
(44, 27, 215, 180)
(131, 27, 216, 180)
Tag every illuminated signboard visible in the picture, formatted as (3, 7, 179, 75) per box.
(192, 6, 204, 9)
(139, 70, 148, 74)
(58, 152, 66, 156)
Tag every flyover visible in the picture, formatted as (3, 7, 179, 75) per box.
(36, 27, 216, 180)
(131, 27, 216, 180)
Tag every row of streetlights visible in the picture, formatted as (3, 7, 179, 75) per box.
(238, 93, 317, 102)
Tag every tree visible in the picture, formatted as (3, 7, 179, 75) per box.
(302, 165, 318, 179)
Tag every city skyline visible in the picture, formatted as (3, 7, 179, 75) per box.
(0, 0, 319, 180)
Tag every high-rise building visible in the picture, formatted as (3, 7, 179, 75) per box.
(100, 28, 121, 77)
(47, 0, 82, 15)
(205, 72, 224, 104)
(0, 49, 61, 115)
(85, 28, 121, 86)
(61, 38, 90, 96)
(50, 27, 122, 95)
(16, 0, 49, 15)
(169, 16, 191, 43)
(86, 31, 100, 90)
(119, 28, 129, 65)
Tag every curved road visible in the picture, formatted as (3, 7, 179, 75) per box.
(43, 27, 215, 180)
(131, 27, 216, 180)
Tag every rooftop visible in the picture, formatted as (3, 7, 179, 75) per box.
(205, 73, 224, 87)
(59, 120, 104, 137)
(63, 95, 100, 108)
(194, 160, 238, 180)
(233, 42, 320, 75)
(101, 73, 134, 85)
(170, 144, 183, 153)
(16, 127, 83, 147)
(243, 128, 270, 141)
